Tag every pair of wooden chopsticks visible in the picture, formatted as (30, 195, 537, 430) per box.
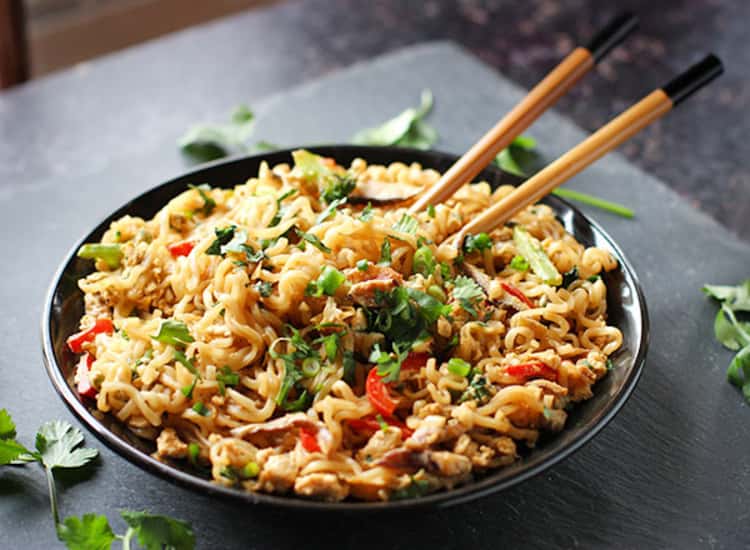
(406, 13, 723, 246)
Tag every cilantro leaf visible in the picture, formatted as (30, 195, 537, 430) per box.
(352, 90, 437, 150)
(152, 320, 194, 348)
(316, 197, 347, 225)
(35, 421, 98, 470)
(714, 304, 750, 351)
(494, 134, 537, 177)
(121, 510, 196, 550)
(58, 514, 115, 550)
(0, 408, 16, 439)
(254, 280, 273, 297)
(704, 280, 750, 312)
(179, 105, 254, 163)
(369, 343, 409, 383)
(379, 238, 392, 265)
(187, 184, 216, 217)
(0, 438, 32, 466)
(294, 228, 331, 254)
(392, 214, 418, 235)
(321, 174, 356, 204)
(174, 350, 200, 378)
(269, 189, 298, 227)
(452, 276, 484, 317)
(219, 228, 249, 256)
(205, 226, 236, 256)
(359, 203, 374, 222)
(390, 478, 431, 500)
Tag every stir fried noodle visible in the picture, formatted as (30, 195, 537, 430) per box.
(69, 150, 622, 501)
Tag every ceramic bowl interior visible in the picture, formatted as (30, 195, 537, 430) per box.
(42, 145, 648, 510)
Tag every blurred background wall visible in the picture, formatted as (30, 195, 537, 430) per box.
(24, 0, 277, 76)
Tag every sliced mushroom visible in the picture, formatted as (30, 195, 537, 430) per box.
(231, 413, 320, 439)
(376, 448, 472, 477)
(349, 180, 422, 205)
(459, 263, 493, 297)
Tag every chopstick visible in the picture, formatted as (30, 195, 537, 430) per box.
(408, 12, 639, 214)
(453, 54, 724, 246)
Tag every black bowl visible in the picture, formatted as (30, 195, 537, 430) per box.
(41, 145, 648, 510)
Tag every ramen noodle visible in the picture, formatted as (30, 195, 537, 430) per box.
(68, 150, 622, 501)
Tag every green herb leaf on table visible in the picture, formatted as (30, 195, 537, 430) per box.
(0, 408, 16, 439)
(35, 421, 98, 471)
(494, 135, 537, 177)
(121, 510, 196, 550)
(0, 410, 34, 465)
(705, 279, 750, 404)
(58, 514, 115, 550)
(352, 90, 437, 150)
(179, 105, 255, 162)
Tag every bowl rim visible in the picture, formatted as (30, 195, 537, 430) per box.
(40, 144, 649, 511)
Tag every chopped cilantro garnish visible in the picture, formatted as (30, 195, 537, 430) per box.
(412, 245, 435, 277)
(343, 350, 356, 385)
(174, 350, 200, 378)
(206, 226, 237, 256)
(561, 266, 579, 288)
(316, 197, 347, 225)
(181, 376, 198, 399)
(268, 189, 298, 228)
(188, 183, 216, 216)
(452, 276, 484, 317)
(294, 228, 331, 254)
(152, 320, 194, 348)
(588, 274, 601, 283)
(321, 174, 356, 204)
(360, 203, 374, 221)
(191, 402, 210, 416)
(369, 343, 409, 383)
(392, 214, 418, 235)
(390, 478, 431, 500)
(254, 280, 273, 297)
(379, 238, 392, 265)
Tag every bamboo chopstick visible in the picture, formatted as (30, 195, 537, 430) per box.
(408, 12, 638, 214)
(452, 54, 724, 247)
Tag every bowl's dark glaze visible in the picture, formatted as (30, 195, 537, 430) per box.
(41, 145, 648, 510)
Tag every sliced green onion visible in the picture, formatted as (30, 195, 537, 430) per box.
(188, 442, 200, 465)
(356, 259, 369, 271)
(447, 357, 471, 377)
(77, 243, 123, 269)
(317, 265, 346, 296)
(509, 255, 529, 271)
(242, 461, 260, 479)
(552, 188, 634, 219)
(512, 226, 562, 286)
(427, 284, 446, 303)
(301, 358, 321, 378)
(427, 204, 436, 218)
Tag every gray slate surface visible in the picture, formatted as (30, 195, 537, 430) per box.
(1, 42, 749, 549)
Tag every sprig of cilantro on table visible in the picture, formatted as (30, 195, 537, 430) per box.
(704, 279, 750, 402)
(0, 409, 195, 549)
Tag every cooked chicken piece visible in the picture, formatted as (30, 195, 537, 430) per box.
(349, 180, 421, 204)
(294, 473, 349, 502)
(405, 415, 466, 450)
(428, 451, 472, 477)
(155, 428, 188, 459)
(376, 447, 471, 478)
(347, 265, 403, 307)
(230, 413, 320, 439)
(257, 453, 298, 493)
(356, 427, 402, 463)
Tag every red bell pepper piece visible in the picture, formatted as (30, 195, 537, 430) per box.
(76, 353, 98, 399)
(366, 367, 397, 417)
(505, 361, 557, 381)
(401, 352, 430, 371)
(66, 318, 114, 353)
(299, 426, 321, 453)
(168, 241, 195, 258)
(347, 415, 414, 438)
(501, 282, 534, 308)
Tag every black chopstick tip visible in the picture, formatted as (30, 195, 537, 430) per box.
(586, 12, 639, 62)
(663, 54, 724, 107)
